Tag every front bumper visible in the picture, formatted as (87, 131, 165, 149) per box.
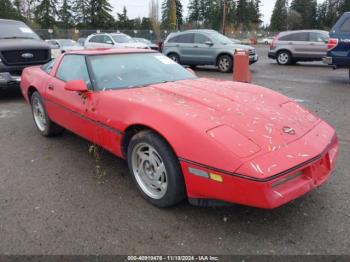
(249, 54, 259, 64)
(181, 122, 339, 209)
(268, 51, 277, 59)
(0, 72, 21, 89)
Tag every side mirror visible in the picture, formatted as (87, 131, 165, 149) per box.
(205, 41, 214, 46)
(106, 40, 113, 45)
(65, 80, 89, 92)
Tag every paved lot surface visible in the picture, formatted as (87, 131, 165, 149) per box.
(0, 46, 349, 255)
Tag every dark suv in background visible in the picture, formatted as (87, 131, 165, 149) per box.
(324, 12, 350, 78)
(0, 19, 51, 90)
(268, 30, 329, 65)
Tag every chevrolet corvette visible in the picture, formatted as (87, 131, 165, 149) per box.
(20, 49, 339, 208)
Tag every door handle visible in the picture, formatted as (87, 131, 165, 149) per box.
(194, 45, 199, 48)
(176, 44, 180, 47)
(48, 84, 54, 90)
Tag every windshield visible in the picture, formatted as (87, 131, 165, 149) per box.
(209, 32, 232, 45)
(58, 39, 78, 47)
(88, 53, 197, 90)
(0, 20, 40, 40)
(111, 34, 135, 43)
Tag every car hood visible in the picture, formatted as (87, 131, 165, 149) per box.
(117, 78, 320, 158)
(118, 42, 149, 49)
(0, 38, 49, 51)
(226, 43, 254, 50)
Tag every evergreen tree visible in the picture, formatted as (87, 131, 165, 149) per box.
(72, 0, 90, 28)
(161, 0, 183, 29)
(290, 0, 318, 29)
(117, 6, 133, 29)
(188, 0, 202, 27)
(34, 0, 58, 28)
(340, 0, 350, 13)
(0, 0, 23, 20)
(140, 17, 152, 30)
(270, 0, 288, 31)
(316, 0, 339, 29)
(58, 0, 73, 27)
(89, 0, 115, 29)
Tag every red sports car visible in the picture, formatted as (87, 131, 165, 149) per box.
(20, 49, 339, 208)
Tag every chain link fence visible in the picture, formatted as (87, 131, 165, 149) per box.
(34, 28, 278, 43)
(34, 29, 174, 43)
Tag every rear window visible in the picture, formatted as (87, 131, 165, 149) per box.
(279, 32, 309, 41)
(340, 19, 350, 33)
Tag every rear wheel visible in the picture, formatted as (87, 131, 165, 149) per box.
(127, 130, 186, 207)
(31, 91, 64, 137)
(167, 53, 180, 64)
(217, 55, 233, 73)
(277, 51, 292, 65)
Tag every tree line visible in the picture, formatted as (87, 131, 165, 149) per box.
(270, 0, 350, 32)
(1, 0, 350, 32)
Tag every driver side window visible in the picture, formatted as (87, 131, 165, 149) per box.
(56, 55, 91, 88)
(103, 35, 113, 44)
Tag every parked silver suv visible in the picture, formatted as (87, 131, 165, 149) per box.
(268, 30, 329, 65)
(162, 30, 258, 73)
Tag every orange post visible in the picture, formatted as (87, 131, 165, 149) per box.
(233, 50, 252, 83)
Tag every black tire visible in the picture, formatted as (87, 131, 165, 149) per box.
(167, 53, 180, 64)
(30, 91, 64, 137)
(127, 130, 186, 208)
(217, 54, 233, 73)
(276, 51, 292, 65)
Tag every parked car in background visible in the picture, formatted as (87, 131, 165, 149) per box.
(85, 33, 149, 49)
(133, 37, 159, 51)
(268, 30, 329, 65)
(324, 12, 350, 79)
(259, 37, 273, 45)
(163, 29, 258, 73)
(77, 38, 86, 46)
(0, 19, 51, 90)
(20, 48, 338, 209)
(46, 39, 84, 58)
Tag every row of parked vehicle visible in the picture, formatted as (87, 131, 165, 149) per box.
(1, 12, 350, 91)
(44, 29, 258, 73)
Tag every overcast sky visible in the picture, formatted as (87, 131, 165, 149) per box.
(110, 0, 324, 25)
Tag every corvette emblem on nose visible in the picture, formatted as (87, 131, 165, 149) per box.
(283, 127, 296, 135)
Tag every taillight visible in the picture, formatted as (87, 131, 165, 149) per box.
(327, 38, 338, 50)
(270, 34, 279, 49)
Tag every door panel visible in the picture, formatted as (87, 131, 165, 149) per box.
(190, 33, 216, 65)
(83, 93, 124, 157)
(308, 32, 328, 59)
(45, 54, 96, 141)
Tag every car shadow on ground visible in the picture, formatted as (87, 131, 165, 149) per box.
(0, 88, 23, 102)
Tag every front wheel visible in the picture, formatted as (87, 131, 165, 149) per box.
(277, 51, 292, 65)
(217, 55, 233, 73)
(127, 130, 186, 207)
(31, 91, 64, 137)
